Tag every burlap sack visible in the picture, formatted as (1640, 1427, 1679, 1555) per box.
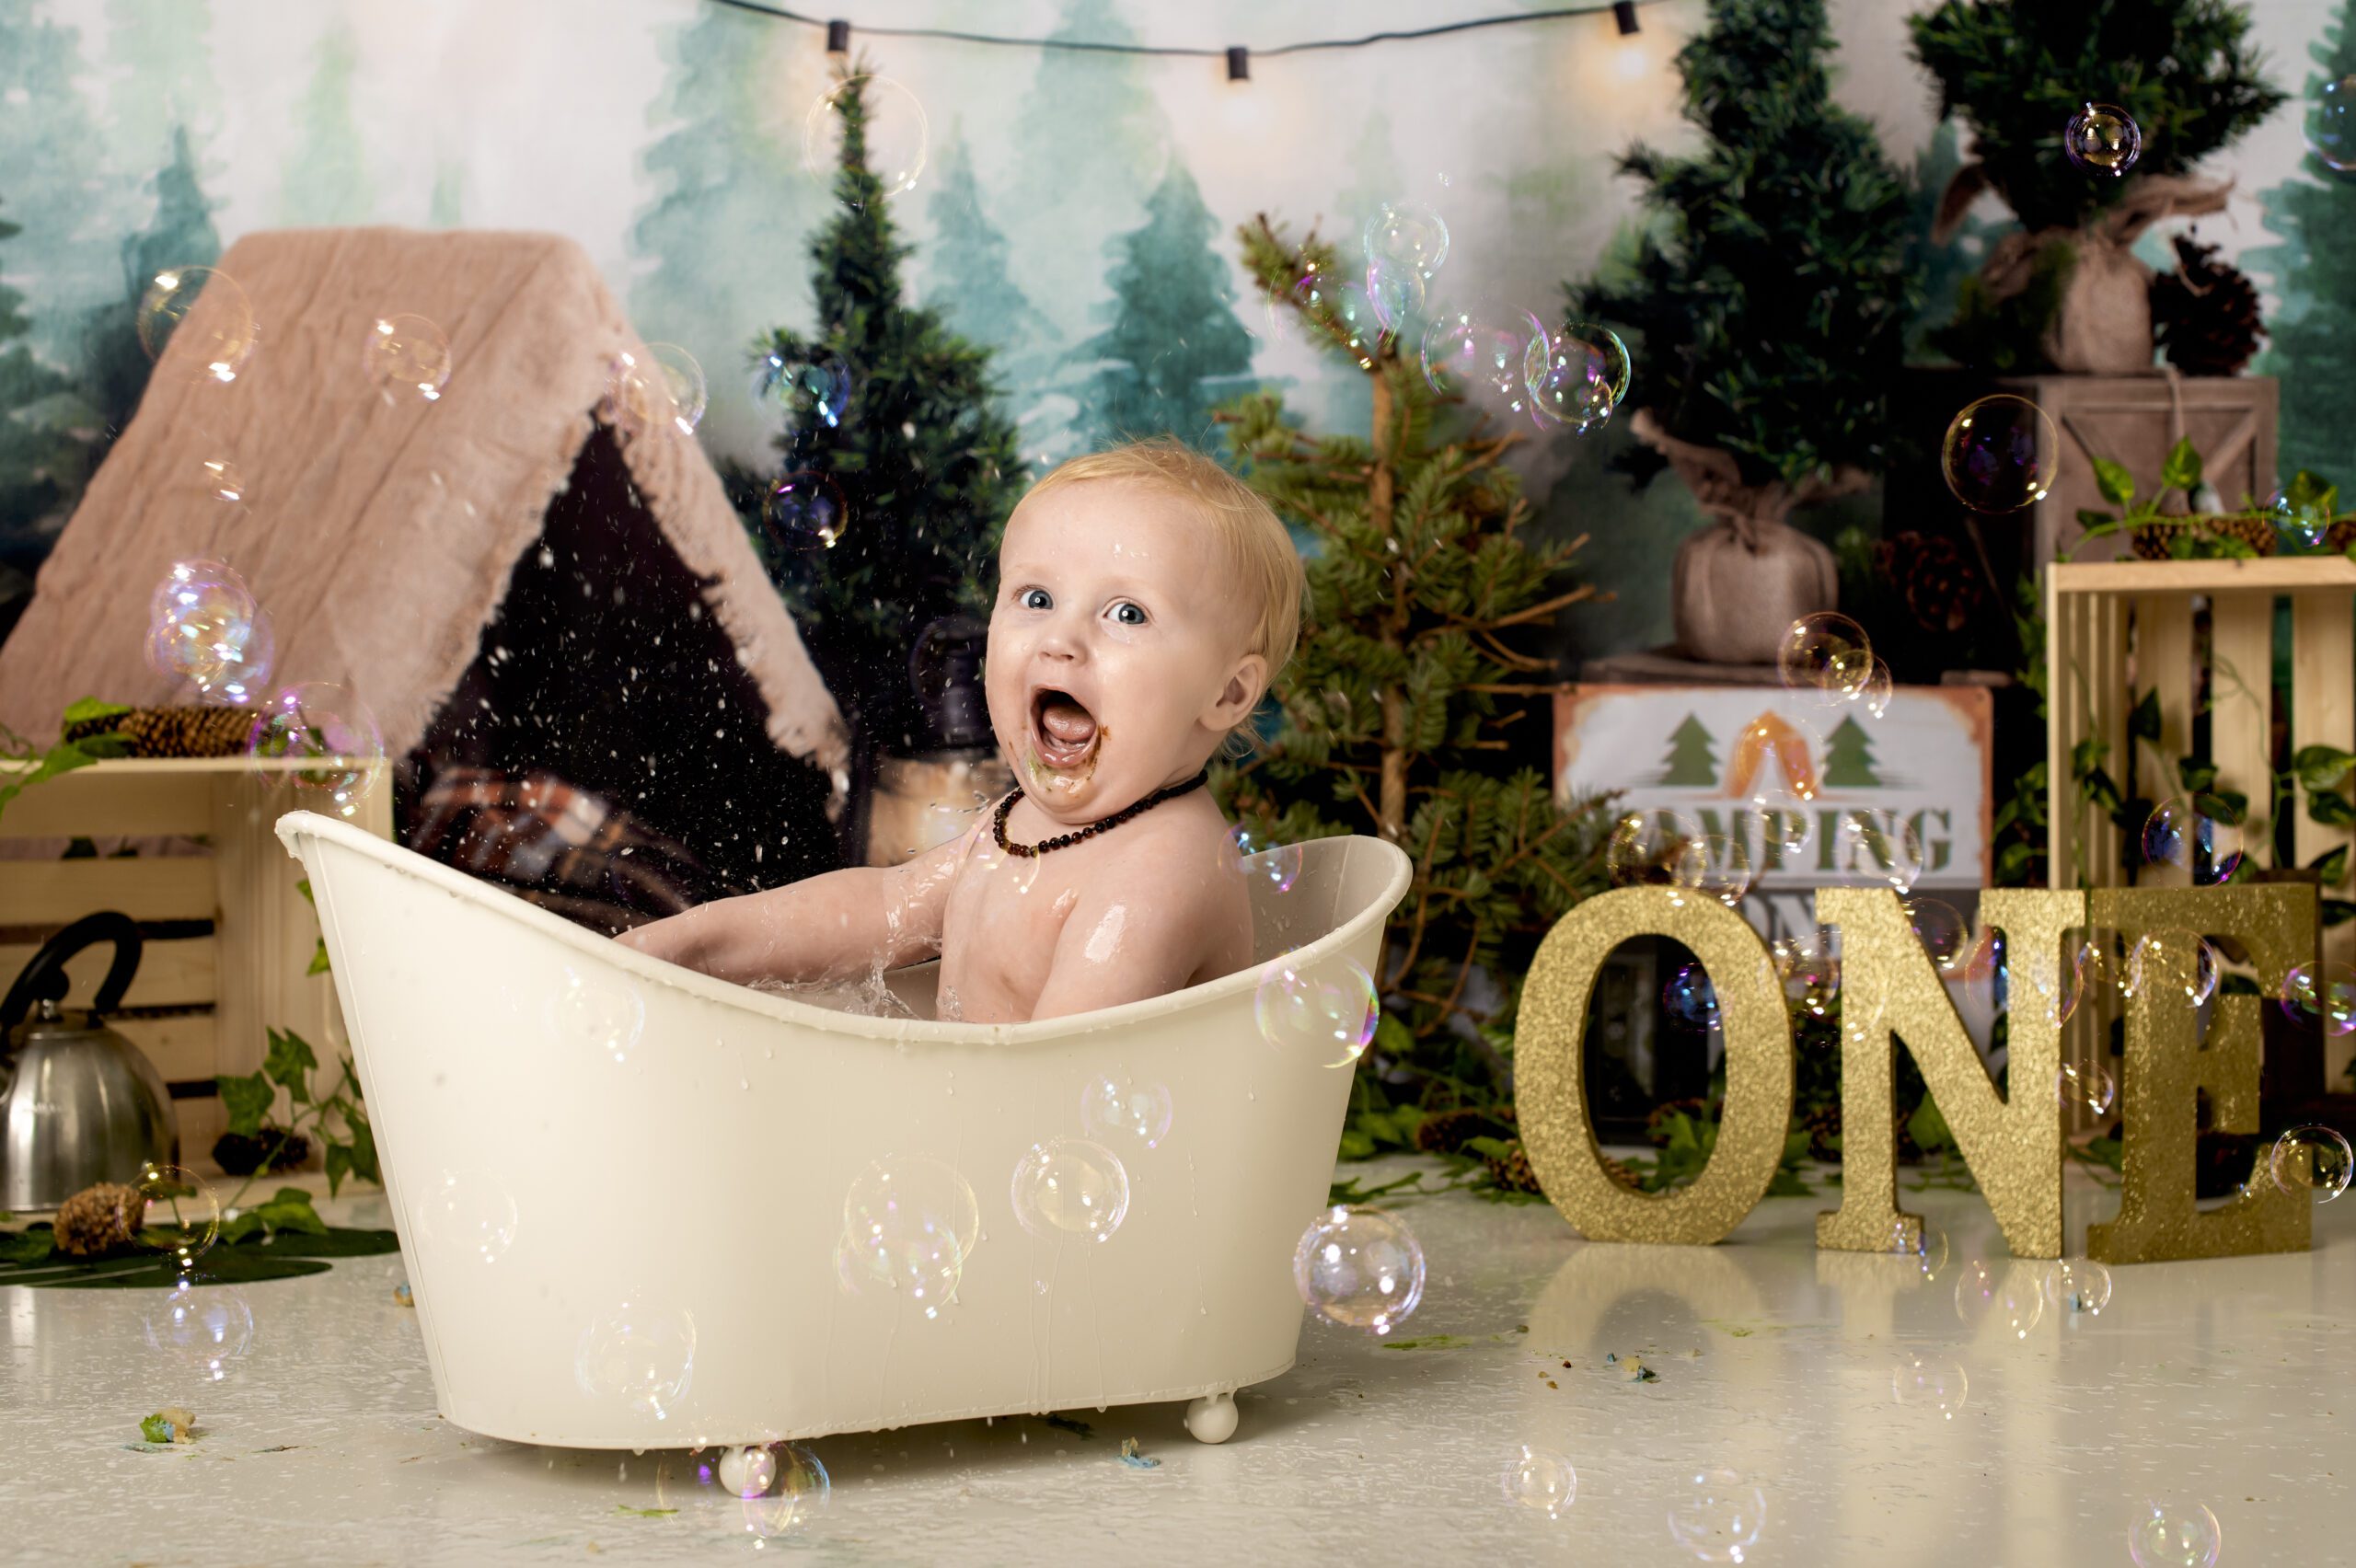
(1634, 410, 1865, 667)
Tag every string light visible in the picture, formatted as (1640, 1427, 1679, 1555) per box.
(731, 3, 1659, 76)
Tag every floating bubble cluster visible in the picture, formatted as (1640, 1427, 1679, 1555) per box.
(133, 1164, 222, 1274)
(2063, 102, 2142, 176)
(2126, 928, 2219, 1008)
(573, 1302, 697, 1421)
(1522, 319, 1616, 432)
(362, 314, 452, 403)
(1365, 200, 1450, 280)
(1229, 824, 1303, 893)
(1502, 1446, 1577, 1517)
(2310, 75, 2356, 173)
(606, 343, 708, 440)
(1010, 1137, 1131, 1242)
(147, 559, 275, 703)
(658, 1443, 832, 1539)
(1080, 1076, 1174, 1149)
(1942, 395, 2059, 513)
(410, 1170, 520, 1265)
(2055, 1060, 2119, 1119)
(243, 681, 386, 818)
(1776, 612, 1873, 701)
(1608, 808, 1703, 888)
(1891, 1355, 1969, 1420)
(761, 470, 849, 552)
(1666, 1468, 1767, 1563)
(1671, 834, 1753, 908)
(1366, 255, 1426, 334)
(547, 963, 646, 1064)
(137, 265, 256, 381)
(1890, 1218, 1949, 1280)
(1663, 962, 1720, 1030)
(2269, 1124, 2352, 1203)
(759, 350, 855, 430)
(1420, 311, 1527, 411)
(1253, 955, 1379, 1067)
(1904, 896, 1969, 974)
(2268, 485, 2334, 552)
(1836, 815, 1925, 895)
(2064, 927, 2134, 1022)
(144, 1281, 254, 1382)
(2128, 1497, 2222, 1568)
(838, 1156, 978, 1317)
(198, 455, 246, 504)
(2141, 797, 2245, 884)
(1293, 1204, 1425, 1335)
(2278, 963, 2356, 1035)
(1954, 1259, 2043, 1339)
(803, 75, 930, 201)
(2044, 1257, 2113, 1317)
(1770, 928, 1841, 1020)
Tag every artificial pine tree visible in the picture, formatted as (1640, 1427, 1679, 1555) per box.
(2251, 1, 2356, 485)
(752, 64, 1026, 770)
(1567, 0, 1919, 490)
(1215, 213, 1616, 1104)
(1657, 715, 1718, 787)
(1075, 160, 1255, 452)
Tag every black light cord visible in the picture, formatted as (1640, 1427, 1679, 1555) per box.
(705, 0, 1655, 61)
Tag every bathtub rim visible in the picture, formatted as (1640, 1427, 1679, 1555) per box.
(276, 809, 1413, 1049)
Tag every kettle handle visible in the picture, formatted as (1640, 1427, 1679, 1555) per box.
(0, 910, 144, 1036)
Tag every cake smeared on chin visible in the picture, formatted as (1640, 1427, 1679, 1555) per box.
(1023, 682, 1109, 801)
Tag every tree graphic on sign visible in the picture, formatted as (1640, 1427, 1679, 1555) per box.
(1656, 714, 1718, 786)
(1821, 714, 1881, 789)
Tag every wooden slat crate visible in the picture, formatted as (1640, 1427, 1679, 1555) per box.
(2045, 558, 2356, 1115)
(0, 758, 392, 1170)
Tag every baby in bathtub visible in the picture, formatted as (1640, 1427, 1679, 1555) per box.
(618, 437, 1307, 1023)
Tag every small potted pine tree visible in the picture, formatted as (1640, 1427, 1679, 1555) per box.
(1565, 0, 1920, 668)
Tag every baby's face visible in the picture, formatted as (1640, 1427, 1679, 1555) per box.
(985, 479, 1265, 823)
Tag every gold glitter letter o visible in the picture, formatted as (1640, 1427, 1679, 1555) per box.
(1514, 887, 1793, 1244)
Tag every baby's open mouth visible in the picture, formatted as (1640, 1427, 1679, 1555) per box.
(1030, 686, 1101, 770)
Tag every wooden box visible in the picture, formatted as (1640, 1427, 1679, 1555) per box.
(0, 759, 392, 1167)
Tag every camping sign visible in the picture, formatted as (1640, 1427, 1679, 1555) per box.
(1552, 683, 1993, 890)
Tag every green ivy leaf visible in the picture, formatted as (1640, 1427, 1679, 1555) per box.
(323, 1145, 352, 1193)
(215, 1071, 275, 1138)
(2295, 744, 2356, 793)
(2128, 688, 2161, 744)
(1336, 1128, 1376, 1160)
(61, 696, 133, 727)
(2326, 899, 2356, 929)
(0, 1227, 57, 1264)
(306, 939, 330, 977)
(295, 878, 314, 905)
(2309, 846, 2350, 888)
(2177, 756, 2217, 794)
(2193, 790, 2246, 828)
(2159, 438, 2202, 494)
(2310, 790, 2356, 829)
(262, 1029, 318, 1102)
(2093, 456, 2136, 508)
(1908, 1092, 1954, 1153)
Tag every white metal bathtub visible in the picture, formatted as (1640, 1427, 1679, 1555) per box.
(276, 810, 1411, 1449)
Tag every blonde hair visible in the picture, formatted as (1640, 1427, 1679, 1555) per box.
(1015, 437, 1305, 742)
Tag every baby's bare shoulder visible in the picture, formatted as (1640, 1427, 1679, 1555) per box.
(1099, 803, 1240, 893)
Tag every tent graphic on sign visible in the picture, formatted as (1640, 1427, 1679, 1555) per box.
(1723, 710, 1839, 799)
(1652, 709, 1883, 797)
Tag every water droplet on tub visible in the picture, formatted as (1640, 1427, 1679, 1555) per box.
(739, 1078, 748, 1090)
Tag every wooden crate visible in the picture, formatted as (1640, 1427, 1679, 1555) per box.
(2045, 558, 2356, 1111)
(0, 758, 393, 1169)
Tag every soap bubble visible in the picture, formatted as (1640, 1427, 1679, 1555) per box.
(1254, 955, 1379, 1067)
(660, 1444, 831, 1539)
(1663, 963, 1720, 1030)
(2310, 75, 2356, 173)
(137, 265, 255, 381)
(2128, 1497, 2222, 1568)
(1295, 269, 1390, 367)
(1733, 712, 1822, 859)
(1420, 311, 1528, 409)
(2043, 1257, 2113, 1316)
(1942, 395, 2059, 513)
(1954, 1259, 2043, 1338)
(1366, 256, 1426, 333)
(605, 343, 707, 439)
(2269, 1124, 2352, 1202)
(1607, 808, 1703, 888)
(2278, 963, 2356, 1035)
(1891, 1355, 1969, 1419)
(1904, 897, 1969, 974)
(1770, 928, 1841, 1019)
(198, 455, 246, 504)
(2126, 928, 2219, 1008)
(2063, 927, 2134, 1021)
(1836, 815, 1926, 894)
(1229, 824, 1303, 893)
(1365, 200, 1449, 279)
(2063, 102, 2142, 176)
(362, 314, 452, 403)
(1010, 1137, 1131, 1242)
(2268, 485, 2334, 551)
(1891, 1218, 1950, 1280)
(803, 75, 929, 200)
(1501, 1446, 1576, 1517)
(1777, 612, 1873, 700)
(1666, 1468, 1767, 1562)
(244, 682, 386, 818)
(1080, 1076, 1174, 1149)
(1851, 657, 1894, 720)
(2055, 1060, 2118, 1118)
(132, 1164, 221, 1272)
(1671, 833, 1753, 907)
(409, 1170, 519, 1264)
(1559, 320, 1631, 407)
(840, 1156, 978, 1316)
(757, 349, 854, 430)
(2140, 796, 2246, 884)
(1521, 318, 1616, 432)
(573, 1303, 697, 1421)
(760, 470, 849, 552)
(147, 559, 275, 701)
(1293, 1204, 1425, 1335)
(547, 963, 646, 1064)
(144, 1281, 254, 1381)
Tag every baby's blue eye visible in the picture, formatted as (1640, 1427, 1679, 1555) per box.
(1112, 602, 1147, 627)
(1020, 588, 1052, 610)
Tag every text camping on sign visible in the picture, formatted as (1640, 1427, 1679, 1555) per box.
(1552, 684, 1993, 890)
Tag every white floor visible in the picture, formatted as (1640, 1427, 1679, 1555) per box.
(2, 1159, 2348, 1566)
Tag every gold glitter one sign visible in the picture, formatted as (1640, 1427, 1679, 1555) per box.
(1511, 884, 2316, 1265)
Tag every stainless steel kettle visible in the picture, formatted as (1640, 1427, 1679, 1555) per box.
(0, 911, 177, 1210)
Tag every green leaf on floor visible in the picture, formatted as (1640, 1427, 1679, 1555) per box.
(615, 1505, 677, 1518)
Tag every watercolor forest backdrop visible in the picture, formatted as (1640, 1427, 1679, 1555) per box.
(3, 0, 2354, 671)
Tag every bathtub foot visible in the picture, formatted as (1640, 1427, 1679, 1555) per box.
(1184, 1391, 1238, 1445)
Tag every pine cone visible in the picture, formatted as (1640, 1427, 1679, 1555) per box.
(2153, 234, 2264, 377)
(212, 1127, 311, 1177)
(1414, 1104, 1516, 1155)
(2129, 514, 2279, 560)
(1482, 1138, 1547, 1195)
(52, 1182, 141, 1256)
(1873, 531, 1987, 635)
(64, 706, 258, 757)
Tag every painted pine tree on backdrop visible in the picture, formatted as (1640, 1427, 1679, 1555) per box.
(2252, 1, 2356, 486)
(1076, 160, 1254, 452)
(1214, 213, 1616, 1103)
(0, 195, 80, 545)
(923, 131, 1060, 404)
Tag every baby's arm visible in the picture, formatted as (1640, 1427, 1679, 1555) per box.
(617, 831, 964, 986)
(1027, 872, 1222, 1022)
